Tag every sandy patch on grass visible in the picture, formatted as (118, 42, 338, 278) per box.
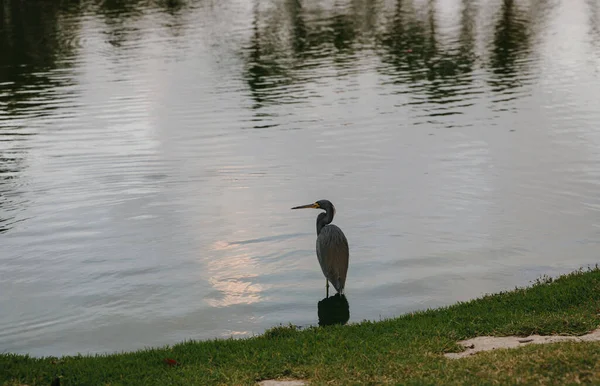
(445, 328, 600, 359)
(258, 380, 306, 386)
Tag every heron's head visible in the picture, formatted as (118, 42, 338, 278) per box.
(291, 199, 335, 216)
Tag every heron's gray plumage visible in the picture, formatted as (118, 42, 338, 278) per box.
(292, 199, 349, 297)
(316, 223, 349, 294)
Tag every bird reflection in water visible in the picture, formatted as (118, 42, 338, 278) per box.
(317, 293, 350, 326)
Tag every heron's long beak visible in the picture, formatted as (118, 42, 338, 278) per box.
(291, 203, 320, 210)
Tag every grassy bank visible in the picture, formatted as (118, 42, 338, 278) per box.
(3, 267, 600, 385)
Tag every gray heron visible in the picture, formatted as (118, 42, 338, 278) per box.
(292, 200, 349, 297)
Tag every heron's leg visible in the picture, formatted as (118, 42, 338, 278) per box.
(326, 279, 329, 298)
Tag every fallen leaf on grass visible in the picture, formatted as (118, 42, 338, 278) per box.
(163, 358, 180, 367)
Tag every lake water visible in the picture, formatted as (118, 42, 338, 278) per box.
(1, 0, 600, 357)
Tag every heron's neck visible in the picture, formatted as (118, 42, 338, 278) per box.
(316, 210, 334, 235)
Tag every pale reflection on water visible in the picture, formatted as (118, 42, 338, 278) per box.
(206, 240, 267, 307)
(1, 0, 600, 357)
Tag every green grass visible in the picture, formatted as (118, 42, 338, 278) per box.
(3, 266, 600, 385)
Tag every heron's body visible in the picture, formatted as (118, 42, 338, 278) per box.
(292, 200, 349, 297)
(317, 223, 349, 294)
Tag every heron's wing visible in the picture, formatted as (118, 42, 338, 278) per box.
(316, 224, 349, 292)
